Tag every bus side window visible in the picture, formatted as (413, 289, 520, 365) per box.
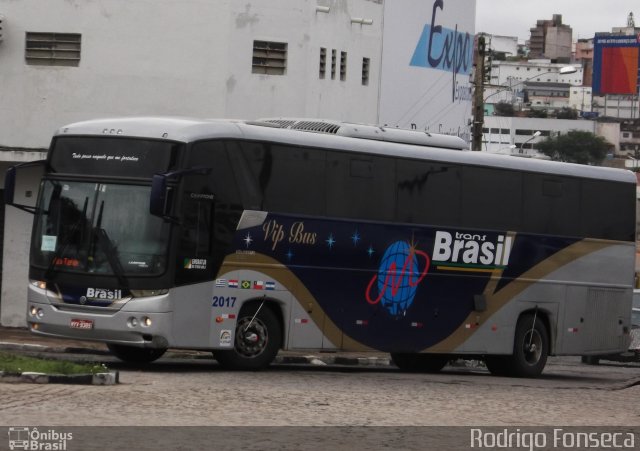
(523, 174, 579, 237)
(396, 160, 461, 225)
(461, 166, 522, 232)
(235, 142, 326, 216)
(228, 141, 265, 210)
(326, 153, 395, 221)
(581, 179, 635, 241)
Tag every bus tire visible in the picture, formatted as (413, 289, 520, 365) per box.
(213, 303, 281, 370)
(391, 353, 449, 373)
(484, 356, 511, 376)
(106, 343, 166, 363)
(507, 313, 549, 378)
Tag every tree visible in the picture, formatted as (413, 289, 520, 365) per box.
(527, 109, 548, 118)
(536, 130, 610, 165)
(555, 107, 578, 120)
(494, 101, 515, 117)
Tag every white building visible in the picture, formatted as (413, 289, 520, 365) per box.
(481, 33, 518, 58)
(568, 86, 593, 114)
(482, 116, 596, 156)
(0, 0, 477, 326)
(485, 60, 583, 108)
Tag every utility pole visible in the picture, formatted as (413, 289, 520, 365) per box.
(472, 35, 486, 151)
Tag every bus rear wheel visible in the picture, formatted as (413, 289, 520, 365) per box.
(213, 303, 281, 370)
(106, 343, 167, 363)
(391, 353, 449, 373)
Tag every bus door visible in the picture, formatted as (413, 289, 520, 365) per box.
(172, 140, 242, 347)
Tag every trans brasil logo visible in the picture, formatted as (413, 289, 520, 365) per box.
(365, 241, 430, 317)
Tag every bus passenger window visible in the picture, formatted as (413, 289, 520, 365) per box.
(396, 160, 460, 225)
(326, 153, 395, 221)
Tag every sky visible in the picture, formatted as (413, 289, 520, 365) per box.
(476, 0, 638, 41)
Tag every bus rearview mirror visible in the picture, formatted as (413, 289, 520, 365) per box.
(4, 160, 46, 214)
(150, 174, 170, 218)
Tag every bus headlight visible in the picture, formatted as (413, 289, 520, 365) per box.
(30, 306, 44, 318)
(29, 280, 47, 290)
(142, 317, 152, 327)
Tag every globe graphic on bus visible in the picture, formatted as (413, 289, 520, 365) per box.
(377, 241, 421, 316)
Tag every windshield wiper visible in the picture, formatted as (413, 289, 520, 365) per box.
(93, 200, 129, 289)
(44, 197, 89, 281)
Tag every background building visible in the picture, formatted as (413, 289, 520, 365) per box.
(591, 15, 640, 119)
(0, 0, 477, 326)
(528, 14, 572, 63)
(482, 116, 597, 156)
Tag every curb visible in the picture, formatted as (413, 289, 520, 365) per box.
(0, 341, 393, 367)
(0, 370, 119, 385)
(276, 354, 391, 367)
(0, 341, 110, 356)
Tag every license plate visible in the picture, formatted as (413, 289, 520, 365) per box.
(70, 319, 94, 329)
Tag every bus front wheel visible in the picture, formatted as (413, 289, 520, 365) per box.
(213, 303, 281, 370)
(506, 313, 549, 378)
(106, 343, 167, 363)
(391, 353, 449, 373)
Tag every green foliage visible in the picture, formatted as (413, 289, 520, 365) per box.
(494, 101, 515, 117)
(555, 107, 578, 120)
(527, 109, 548, 118)
(0, 351, 107, 375)
(536, 130, 610, 165)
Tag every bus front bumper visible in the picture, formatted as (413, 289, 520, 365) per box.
(27, 301, 172, 349)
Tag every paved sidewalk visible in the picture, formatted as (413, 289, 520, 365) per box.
(0, 326, 393, 366)
(0, 326, 108, 353)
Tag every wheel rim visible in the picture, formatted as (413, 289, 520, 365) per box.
(235, 316, 269, 358)
(523, 329, 542, 365)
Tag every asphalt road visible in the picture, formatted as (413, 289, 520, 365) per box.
(1, 348, 639, 450)
(1, 327, 639, 448)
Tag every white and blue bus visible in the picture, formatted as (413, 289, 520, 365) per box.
(5, 117, 636, 377)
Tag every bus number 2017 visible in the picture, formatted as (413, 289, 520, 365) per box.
(212, 296, 236, 307)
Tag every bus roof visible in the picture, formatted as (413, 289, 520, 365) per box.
(55, 116, 636, 184)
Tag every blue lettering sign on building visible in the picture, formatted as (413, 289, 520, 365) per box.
(409, 0, 473, 102)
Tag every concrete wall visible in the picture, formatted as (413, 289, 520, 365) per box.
(0, 0, 477, 326)
(0, 0, 384, 149)
(0, 164, 43, 327)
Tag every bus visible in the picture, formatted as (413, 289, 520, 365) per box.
(5, 117, 636, 377)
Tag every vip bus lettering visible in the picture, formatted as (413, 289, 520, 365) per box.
(263, 220, 316, 250)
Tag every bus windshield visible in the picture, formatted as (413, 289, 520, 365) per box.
(31, 180, 169, 277)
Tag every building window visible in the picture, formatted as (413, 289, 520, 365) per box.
(340, 51, 347, 81)
(319, 47, 326, 79)
(362, 57, 370, 85)
(331, 49, 337, 79)
(252, 40, 287, 75)
(25, 32, 81, 66)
